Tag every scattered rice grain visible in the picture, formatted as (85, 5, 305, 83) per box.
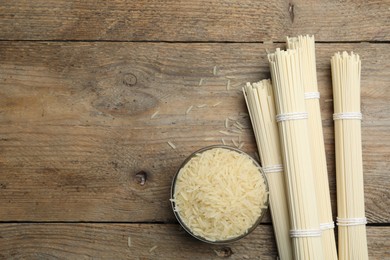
(186, 105, 193, 115)
(232, 139, 239, 148)
(197, 104, 207, 108)
(127, 237, 131, 248)
(168, 141, 176, 149)
(212, 101, 222, 107)
(231, 129, 242, 134)
(225, 118, 229, 129)
(199, 78, 204, 86)
(226, 80, 231, 91)
(233, 122, 243, 130)
(219, 130, 231, 136)
(151, 110, 159, 119)
(221, 138, 226, 145)
(213, 66, 217, 75)
(236, 121, 245, 128)
(149, 245, 158, 253)
(238, 142, 244, 149)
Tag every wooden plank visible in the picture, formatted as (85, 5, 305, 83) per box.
(0, 224, 278, 259)
(0, 0, 389, 41)
(0, 224, 389, 259)
(0, 42, 389, 222)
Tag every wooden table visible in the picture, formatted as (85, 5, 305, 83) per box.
(1, 1, 389, 259)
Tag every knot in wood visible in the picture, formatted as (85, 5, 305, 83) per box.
(123, 73, 137, 86)
(214, 247, 233, 257)
(135, 171, 147, 186)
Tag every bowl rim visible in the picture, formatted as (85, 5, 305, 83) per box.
(170, 145, 269, 244)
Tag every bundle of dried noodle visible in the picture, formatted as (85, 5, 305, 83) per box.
(331, 51, 368, 260)
(243, 79, 293, 260)
(287, 35, 337, 260)
(269, 48, 324, 259)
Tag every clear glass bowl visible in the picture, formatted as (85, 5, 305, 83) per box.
(170, 145, 269, 244)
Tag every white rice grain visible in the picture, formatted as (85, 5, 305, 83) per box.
(149, 245, 158, 252)
(199, 78, 204, 86)
(225, 118, 229, 129)
(212, 101, 222, 107)
(186, 105, 193, 115)
(151, 110, 159, 119)
(167, 141, 176, 149)
(231, 129, 242, 134)
(219, 130, 231, 136)
(226, 80, 231, 91)
(233, 122, 243, 130)
(236, 121, 245, 128)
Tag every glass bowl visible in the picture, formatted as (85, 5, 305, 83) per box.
(170, 145, 269, 244)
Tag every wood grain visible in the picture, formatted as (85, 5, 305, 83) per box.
(0, 0, 389, 42)
(0, 224, 389, 259)
(0, 224, 278, 259)
(0, 42, 389, 223)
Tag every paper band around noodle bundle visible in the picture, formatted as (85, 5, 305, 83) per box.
(276, 112, 308, 122)
(333, 112, 362, 120)
(304, 92, 320, 99)
(320, 222, 335, 230)
(289, 229, 322, 238)
(262, 164, 283, 174)
(337, 217, 367, 226)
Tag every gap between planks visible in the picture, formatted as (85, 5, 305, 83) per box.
(1, 39, 390, 44)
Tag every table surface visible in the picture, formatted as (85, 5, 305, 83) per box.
(1, 1, 389, 259)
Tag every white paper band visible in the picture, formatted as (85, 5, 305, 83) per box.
(276, 112, 308, 122)
(320, 222, 335, 230)
(304, 92, 320, 99)
(333, 112, 362, 120)
(290, 229, 322, 238)
(337, 217, 367, 226)
(262, 164, 283, 174)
